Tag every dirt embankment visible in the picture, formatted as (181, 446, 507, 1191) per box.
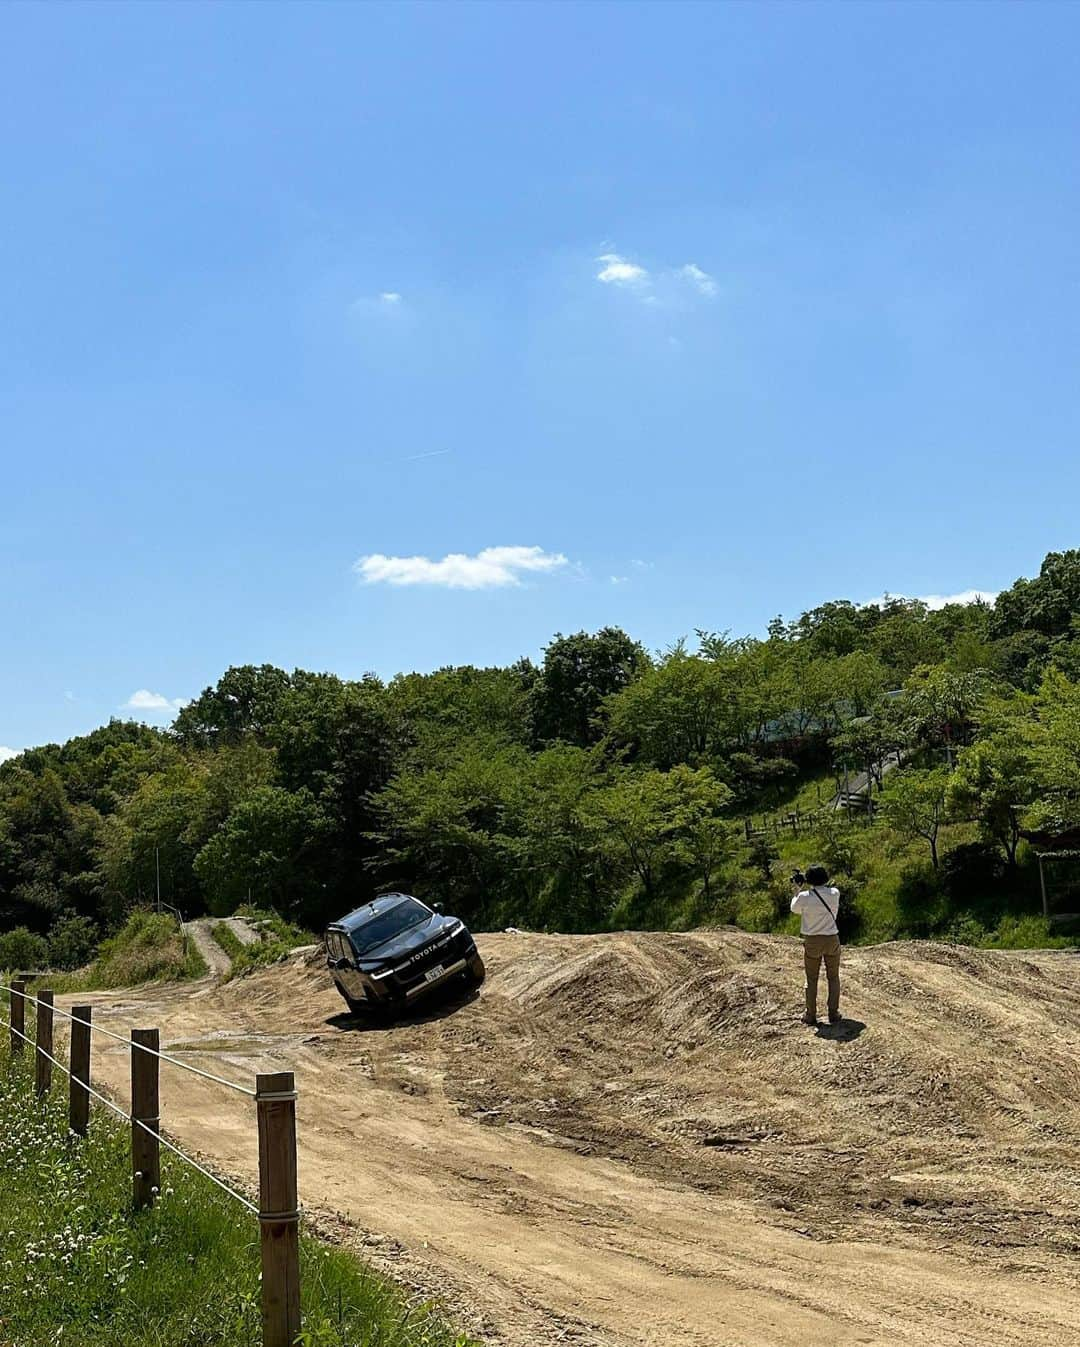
(60, 930, 1080, 1347)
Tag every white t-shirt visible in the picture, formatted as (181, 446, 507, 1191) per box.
(791, 886, 840, 937)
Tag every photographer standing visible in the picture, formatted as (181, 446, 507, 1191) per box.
(790, 865, 842, 1027)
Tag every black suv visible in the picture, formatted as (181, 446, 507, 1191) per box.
(325, 893, 485, 1017)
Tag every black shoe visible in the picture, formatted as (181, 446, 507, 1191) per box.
(828, 1013, 842, 1025)
(803, 1014, 818, 1026)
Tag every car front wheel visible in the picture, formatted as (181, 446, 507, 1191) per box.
(338, 988, 366, 1016)
(466, 952, 486, 986)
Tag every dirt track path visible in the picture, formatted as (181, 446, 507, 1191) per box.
(185, 918, 231, 976)
(57, 931, 1080, 1346)
(186, 916, 259, 976)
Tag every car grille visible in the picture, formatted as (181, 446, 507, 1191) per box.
(392, 932, 467, 990)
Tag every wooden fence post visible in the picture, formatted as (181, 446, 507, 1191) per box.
(257, 1071, 300, 1347)
(69, 1006, 92, 1137)
(131, 1028, 160, 1210)
(9, 979, 26, 1056)
(35, 991, 54, 1096)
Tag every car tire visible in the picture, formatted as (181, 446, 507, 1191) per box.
(466, 953, 486, 986)
(339, 990, 366, 1016)
(371, 996, 404, 1024)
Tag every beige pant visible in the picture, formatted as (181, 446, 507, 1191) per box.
(803, 934, 841, 1020)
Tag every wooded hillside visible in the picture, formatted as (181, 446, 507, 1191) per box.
(5, 548, 1080, 964)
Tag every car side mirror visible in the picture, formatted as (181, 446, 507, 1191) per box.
(432, 902, 444, 914)
(329, 956, 350, 970)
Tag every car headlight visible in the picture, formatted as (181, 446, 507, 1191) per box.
(369, 966, 397, 980)
(448, 920, 465, 937)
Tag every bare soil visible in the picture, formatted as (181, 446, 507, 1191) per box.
(59, 930, 1080, 1346)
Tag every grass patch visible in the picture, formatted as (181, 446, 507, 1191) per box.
(0, 1037, 478, 1347)
(223, 907, 316, 980)
(211, 921, 245, 962)
(36, 911, 207, 994)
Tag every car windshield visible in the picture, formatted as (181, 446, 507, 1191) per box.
(349, 898, 431, 957)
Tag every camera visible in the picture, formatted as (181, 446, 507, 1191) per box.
(789, 868, 806, 886)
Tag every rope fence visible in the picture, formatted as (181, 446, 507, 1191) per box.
(1, 979, 299, 1347)
(1, 985, 257, 1097)
(2, 1013, 259, 1212)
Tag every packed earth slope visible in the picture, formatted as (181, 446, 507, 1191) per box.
(60, 930, 1080, 1347)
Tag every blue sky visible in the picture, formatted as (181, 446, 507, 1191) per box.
(3, 1, 1080, 754)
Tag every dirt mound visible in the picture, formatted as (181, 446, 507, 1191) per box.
(65, 928, 1080, 1347)
(435, 932, 1080, 1248)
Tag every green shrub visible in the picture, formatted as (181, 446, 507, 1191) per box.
(211, 921, 245, 961)
(941, 842, 1005, 901)
(0, 927, 49, 973)
(735, 890, 780, 933)
(41, 910, 207, 993)
(47, 912, 99, 969)
(981, 913, 1077, 949)
(223, 906, 315, 979)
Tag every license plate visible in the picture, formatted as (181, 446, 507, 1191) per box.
(423, 964, 445, 984)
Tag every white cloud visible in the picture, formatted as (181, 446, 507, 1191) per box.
(124, 689, 188, 714)
(355, 545, 569, 590)
(679, 262, 717, 297)
(596, 253, 649, 287)
(595, 251, 718, 306)
(917, 590, 999, 610)
(862, 590, 998, 611)
(352, 291, 404, 314)
(610, 575, 629, 585)
(0, 746, 19, 763)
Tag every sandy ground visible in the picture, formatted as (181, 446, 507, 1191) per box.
(55, 930, 1080, 1347)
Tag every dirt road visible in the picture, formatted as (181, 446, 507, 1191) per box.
(58, 930, 1080, 1346)
(186, 916, 259, 976)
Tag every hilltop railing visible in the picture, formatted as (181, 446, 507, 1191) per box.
(1, 979, 299, 1347)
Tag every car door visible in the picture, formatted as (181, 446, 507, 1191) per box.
(328, 931, 368, 1001)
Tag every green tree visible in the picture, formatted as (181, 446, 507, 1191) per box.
(0, 767, 102, 930)
(269, 672, 397, 913)
(992, 549, 1080, 642)
(949, 729, 1035, 869)
(193, 786, 328, 918)
(583, 765, 731, 900)
(605, 650, 735, 767)
(529, 628, 650, 747)
(370, 741, 526, 920)
(1017, 670, 1080, 839)
(583, 769, 679, 898)
(868, 601, 944, 679)
(905, 666, 989, 758)
(174, 664, 294, 746)
(510, 744, 609, 926)
(881, 767, 950, 868)
(389, 663, 534, 763)
(98, 760, 208, 916)
(667, 766, 738, 902)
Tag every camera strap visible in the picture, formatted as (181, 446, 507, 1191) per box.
(810, 886, 837, 923)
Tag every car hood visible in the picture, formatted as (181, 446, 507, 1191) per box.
(355, 915, 451, 965)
